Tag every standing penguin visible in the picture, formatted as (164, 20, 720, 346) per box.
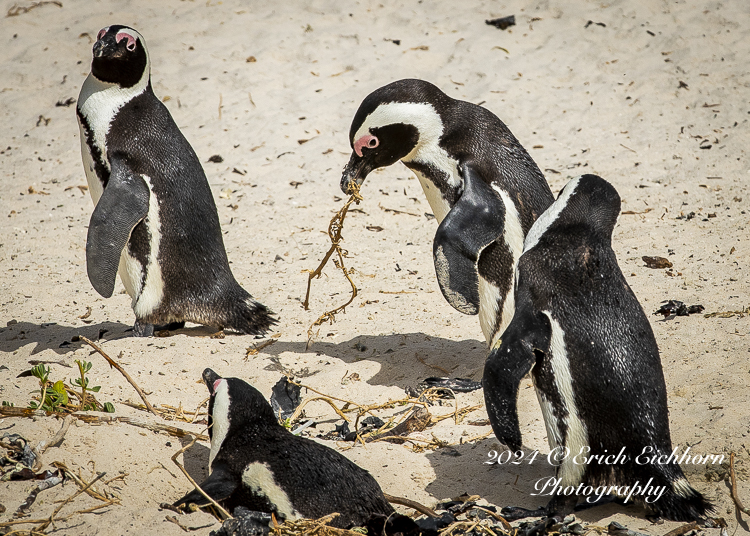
(174, 368, 395, 528)
(341, 79, 554, 346)
(483, 174, 712, 522)
(76, 25, 275, 336)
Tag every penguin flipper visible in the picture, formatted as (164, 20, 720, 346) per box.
(483, 308, 551, 451)
(433, 163, 506, 315)
(86, 154, 150, 298)
(174, 462, 238, 508)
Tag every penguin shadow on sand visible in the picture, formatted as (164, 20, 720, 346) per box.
(0, 320, 130, 356)
(261, 333, 487, 390)
(178, 434, 210, 488)
(424, 442, 644, 523)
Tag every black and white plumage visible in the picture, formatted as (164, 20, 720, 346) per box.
(174, 368, 395, 528)
(340, 79, 554, 346)
(483, 174, 712, 521)
(76, 25, 275, 336)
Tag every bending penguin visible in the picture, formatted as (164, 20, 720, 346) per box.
(174, 368, 395, 528)
(483, 174, 712, 522)
(76, 25, 275, 336)
(341, 79, 554, 346)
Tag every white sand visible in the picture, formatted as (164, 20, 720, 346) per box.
(1, 0, 748, 534)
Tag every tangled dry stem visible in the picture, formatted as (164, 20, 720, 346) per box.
(303, 184, 363, 349)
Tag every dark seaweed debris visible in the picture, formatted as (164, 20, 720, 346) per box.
(654, 300, 705, 318)
(485, 15, 515, 30)
(642, 255, 673, 269)
(270, 376, 302, 421)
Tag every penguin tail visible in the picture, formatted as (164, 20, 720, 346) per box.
(647, 477, 713, 522)
(219, 286, 278, 336)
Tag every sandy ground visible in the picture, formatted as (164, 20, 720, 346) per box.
(1, 0, 749, 534)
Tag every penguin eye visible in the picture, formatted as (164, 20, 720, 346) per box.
(115, 32, 137, 52)
(353, 134, 379, 157)
(97, 29, 107, 40)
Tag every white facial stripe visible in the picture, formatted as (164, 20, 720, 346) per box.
(354, 101, 442, 144)
(523, 176, 581, 253)
(544, 311, 588, 487)
(242, 462, 300, 520)
(209, 379, 230, 469)
(355, 101, 460, 189)
(132, 175, 164, 317)
(77, 26, 150, 191)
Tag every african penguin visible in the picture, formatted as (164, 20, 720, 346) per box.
(76, 25, 276, 336)
(341, 79, 554, 346)
(174, 368, 395, 528)
(483, 174, 712, 522)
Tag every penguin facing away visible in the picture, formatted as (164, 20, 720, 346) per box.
(174, 368, 395, 528)
(483, 174, 712, 522)
(76, 26, 276, 336)
(340, 79, 554, 346)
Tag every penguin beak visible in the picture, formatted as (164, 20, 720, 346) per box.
(93, 37, 117, 58)
(202, 368, 221, 395)
(340, 152, 374, 195)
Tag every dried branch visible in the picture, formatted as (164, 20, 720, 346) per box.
(383, 493, 438, 518)
(0, 406, 208, 441)
(303, 184, 363, 349)
(171, 435, 232, 520)
(730, 452, 750, 517)
(31, 414, 74, 471)
(80, 336, 160, 416)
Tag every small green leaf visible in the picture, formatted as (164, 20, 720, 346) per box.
(52, 381, 69, 405)
(90, 385, 101, 393)
(103, 402, 115, 413)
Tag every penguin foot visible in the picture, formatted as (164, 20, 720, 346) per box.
(132, 320, 186, 337)
(133, 320, 155, 337)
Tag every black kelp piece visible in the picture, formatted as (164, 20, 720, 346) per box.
(344, 416, 386, 441)
(269, 376, 302, 422)
(654, 300, 705, 318)
(486, 15, 515, 30)
(0, 433, 36, 468)
(415, 511, 456, 532)
(209, 507, 272, 536)
(420, 377, 482, 394)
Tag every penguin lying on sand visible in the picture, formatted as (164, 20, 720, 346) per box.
(483, 174, 712, 522)
(76, 26, 275, 336)
(341, 79, 554, 346)
(174, 369, 395, 528)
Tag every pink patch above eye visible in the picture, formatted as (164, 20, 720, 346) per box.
(115, 32, 137, 51)
(97, 28, 107, 40)
(353, 134, 379, 157)
(213, 379, 223, 394)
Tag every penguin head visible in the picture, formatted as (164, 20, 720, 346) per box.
(341, 79, 452, 194)
(90, 25, 149, 89)
(524, 174, 621, 254)
(202, 368, 278, 442)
